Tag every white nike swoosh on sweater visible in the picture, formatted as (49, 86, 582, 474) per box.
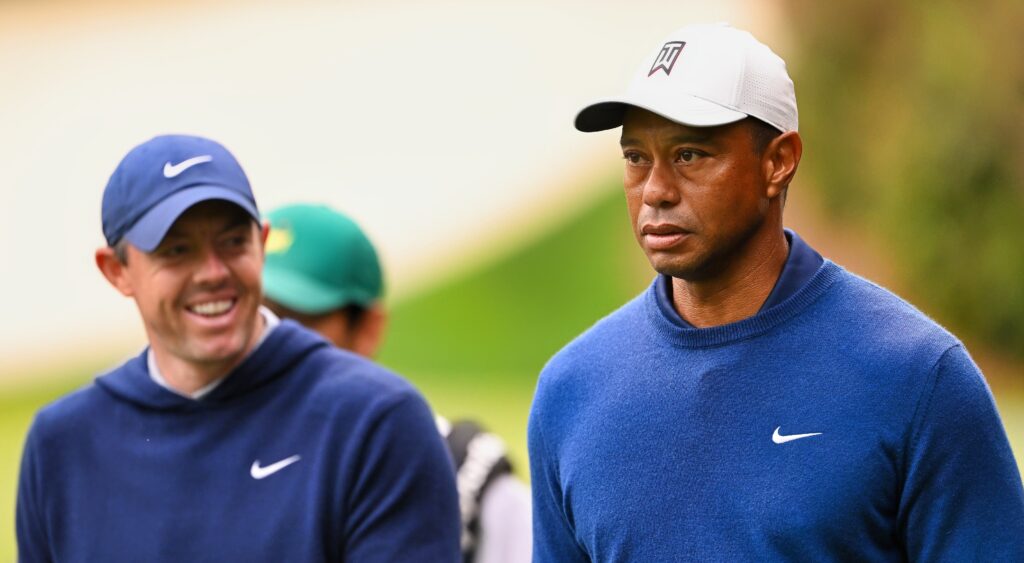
(250, 455, 301, 479)
(772, 426, 823, 444)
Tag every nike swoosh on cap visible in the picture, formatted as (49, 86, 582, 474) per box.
(163, 155, 213, 178)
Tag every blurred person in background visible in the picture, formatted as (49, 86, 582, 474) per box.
(262, 202, 532, 563)
(528, 22, 1024, 561)
(17, 135, 459, 562)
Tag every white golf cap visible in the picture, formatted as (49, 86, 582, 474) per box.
(575, 23, 798, 133)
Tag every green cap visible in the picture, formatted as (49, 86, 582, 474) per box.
(262, 203, 383, 314)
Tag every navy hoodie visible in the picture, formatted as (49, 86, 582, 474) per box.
(17, 320, 460, 562)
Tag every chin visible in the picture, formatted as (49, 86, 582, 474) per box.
(647, 253, 704, 280)
(190, 334, 251, 364)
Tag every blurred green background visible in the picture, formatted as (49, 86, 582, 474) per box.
(786, 0, 1024, 358)
(3, 1, 1023, 559)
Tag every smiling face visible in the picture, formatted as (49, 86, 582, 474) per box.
(98, 200, 268, 380)
(620, 108, 786, 282)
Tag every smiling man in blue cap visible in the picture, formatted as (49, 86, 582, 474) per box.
(16, 134, 460, 562)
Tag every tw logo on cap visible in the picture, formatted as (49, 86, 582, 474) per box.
(648, 41, 686, 77)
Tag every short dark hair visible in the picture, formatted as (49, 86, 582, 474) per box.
(113, 239, 130, 264)
(747, 117, 782, 155)
(339, 304, 369, 328)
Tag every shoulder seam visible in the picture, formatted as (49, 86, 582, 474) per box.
(900, 343, 961, 476)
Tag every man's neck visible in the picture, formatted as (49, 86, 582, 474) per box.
(670, 228, 789, 328)
(150, 314, 267, 396)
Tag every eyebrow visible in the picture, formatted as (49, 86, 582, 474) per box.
(219, 216, 255, 233)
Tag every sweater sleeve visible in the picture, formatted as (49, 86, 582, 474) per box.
(343, 392, 461, 562)
(899, 344, 1024, 560)
(528, 389, 590, 562)
(16, 419, 51, 563)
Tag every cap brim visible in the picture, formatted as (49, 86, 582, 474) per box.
(123, 187, 260, 252)
(262, 267, 364, 315)
(575, 93, 748, 132)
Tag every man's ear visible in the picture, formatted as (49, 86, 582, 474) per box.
(95, 246, 134, 297)
(764, 131, 803, 199)
(352, 305, 388, 359)
(259, 220, 271, 254)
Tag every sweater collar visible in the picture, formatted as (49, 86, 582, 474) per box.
(147, 306, 282, 399)
(96, 319, 328, 410)
(647, 232, 842, 348)
(655, 230, 824, 329)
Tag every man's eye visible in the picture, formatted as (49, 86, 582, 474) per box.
(160, 245, 189, 257)
(623, 151, 644, 164)
(677, 150, 697, 163)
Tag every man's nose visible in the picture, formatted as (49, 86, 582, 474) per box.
(642, 162, 681, 208)
(194, 247, 229, 285)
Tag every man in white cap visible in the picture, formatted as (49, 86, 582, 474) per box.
(528, 23, 1024, 561)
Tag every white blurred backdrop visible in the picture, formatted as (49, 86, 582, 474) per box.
(0, 0, 779, 374)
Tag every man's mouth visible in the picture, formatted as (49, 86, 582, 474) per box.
(641, 224, 691, 250)
(187, 299, 236, 317)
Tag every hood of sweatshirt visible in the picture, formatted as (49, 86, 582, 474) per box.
(95, 319, 329, 411)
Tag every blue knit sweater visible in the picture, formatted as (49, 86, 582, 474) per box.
(17, 320, 460, 562)
(529, 259, 1024, 561)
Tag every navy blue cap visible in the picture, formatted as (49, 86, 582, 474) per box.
(101, 135, 260, 252)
